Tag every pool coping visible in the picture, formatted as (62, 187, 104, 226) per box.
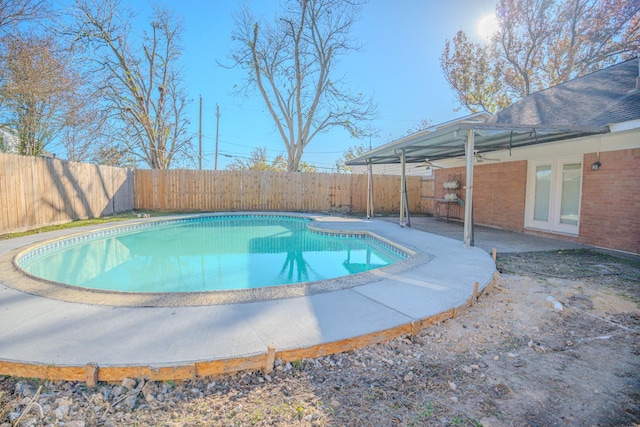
(3, 213, 423, 306)
(0, 213, 497, 384)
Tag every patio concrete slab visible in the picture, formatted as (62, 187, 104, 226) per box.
(0, 214, 496, 381)
(381, 216, 588, 253)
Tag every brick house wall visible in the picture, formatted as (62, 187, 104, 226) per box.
(435, 160, 527, 232)
(434, 148, 639, 254)
(579, 148, 640, 254)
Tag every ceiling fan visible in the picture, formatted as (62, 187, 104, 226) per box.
(456, 150, 501, 163)
(413, 160, 444, 171)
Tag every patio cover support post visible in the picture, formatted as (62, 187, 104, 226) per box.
(399, 148, 408, 227)
(464, 129, 474, 248)
(367, 161, 374, 219)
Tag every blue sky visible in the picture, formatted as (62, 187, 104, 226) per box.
(126, 0, 499, 170)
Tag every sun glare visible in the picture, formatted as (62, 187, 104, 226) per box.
(476, 13, 499, 42)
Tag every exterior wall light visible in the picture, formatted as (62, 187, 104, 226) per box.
(591, 151, 601, 170)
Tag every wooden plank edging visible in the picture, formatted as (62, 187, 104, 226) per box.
(0, 272, 499, 384)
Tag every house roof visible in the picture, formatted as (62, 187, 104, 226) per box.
(347, 58, 639, 166)
(488, 57, 640, 127)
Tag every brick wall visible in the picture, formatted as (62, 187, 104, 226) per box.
(435, 160, 527, 232)
(434, 150, 640, 254)
(579, 148, 640, 254)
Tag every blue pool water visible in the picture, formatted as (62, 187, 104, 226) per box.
(18, 215, 406, 292)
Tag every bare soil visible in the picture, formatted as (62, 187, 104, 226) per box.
(1, 249, 639, 427)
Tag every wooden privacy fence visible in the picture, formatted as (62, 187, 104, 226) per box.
(135, 169, 425, 214)
(0, 153, 134, 233)
(0, 152, 432, 234)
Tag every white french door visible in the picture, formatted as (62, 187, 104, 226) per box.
(525, 157, 583, 235)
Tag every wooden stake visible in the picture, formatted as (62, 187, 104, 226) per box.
(265, 345, 276, 374)
(492, 248, 497, 262)
(85, 364, 98, 387)
(411, 320, 421, 337)
(472, 281, 479, 304)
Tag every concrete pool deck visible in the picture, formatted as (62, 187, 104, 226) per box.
(0, 214, 496, 383)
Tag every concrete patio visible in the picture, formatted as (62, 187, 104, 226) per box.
(3, 212, 617, 383)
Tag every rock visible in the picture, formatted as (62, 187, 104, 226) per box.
(450, 396, 459, 403)
(15, 381, 38, 397)
(20, 418, 37, 427)
(55, 404, 70, 420)
(111, 386, 125, 398)
(493, 355, 500, 361)
(508, 352, 517, 358)
(65, 421, 86, 427)
(54, 397, 73, 419)
(461, 366, 473, 374)
(234, 403, 243, 413)
(381, 357, 394, 366)
(547, 296, 563, 311)
(121, 378, 137, 391)
(404, 372, 415, 382)
(141, 382, 156, 402)
(100, 386, 112, 401)
(448, 381, 457, 391)
(123, 394, 138, 410)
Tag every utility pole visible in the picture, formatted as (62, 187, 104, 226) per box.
(214, 104, 220, 170)
(198, 95, 203, 170)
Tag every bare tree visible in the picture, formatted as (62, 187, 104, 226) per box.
(71, 0, 192, 169)
(0, 0, 48, 35)
(228, 0, 376, 172)
(92, 144, 137, 168)
(335, 143, 366, 173)
(227, 147, 288, 171)
(335, 124, 380, 172)
(227, 146, 318, 172)
(59, 104, 111, 162)
(0, 34, 85, 156)
(441, 0, 640, 113)
(0, 0, 49, 120)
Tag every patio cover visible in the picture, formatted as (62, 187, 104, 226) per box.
(346, 122, 609, 248)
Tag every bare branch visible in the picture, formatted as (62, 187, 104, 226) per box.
(69, 0, 193, 169)
(228, 0, 375, 172)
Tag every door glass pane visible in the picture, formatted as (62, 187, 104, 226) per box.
(534, 165, 551, 221)
(560, 163, 581, 225)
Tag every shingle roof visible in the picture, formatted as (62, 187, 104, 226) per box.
(488, 58, 640, 127)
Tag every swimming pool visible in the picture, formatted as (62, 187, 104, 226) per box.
(16, 215, 408, 293)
